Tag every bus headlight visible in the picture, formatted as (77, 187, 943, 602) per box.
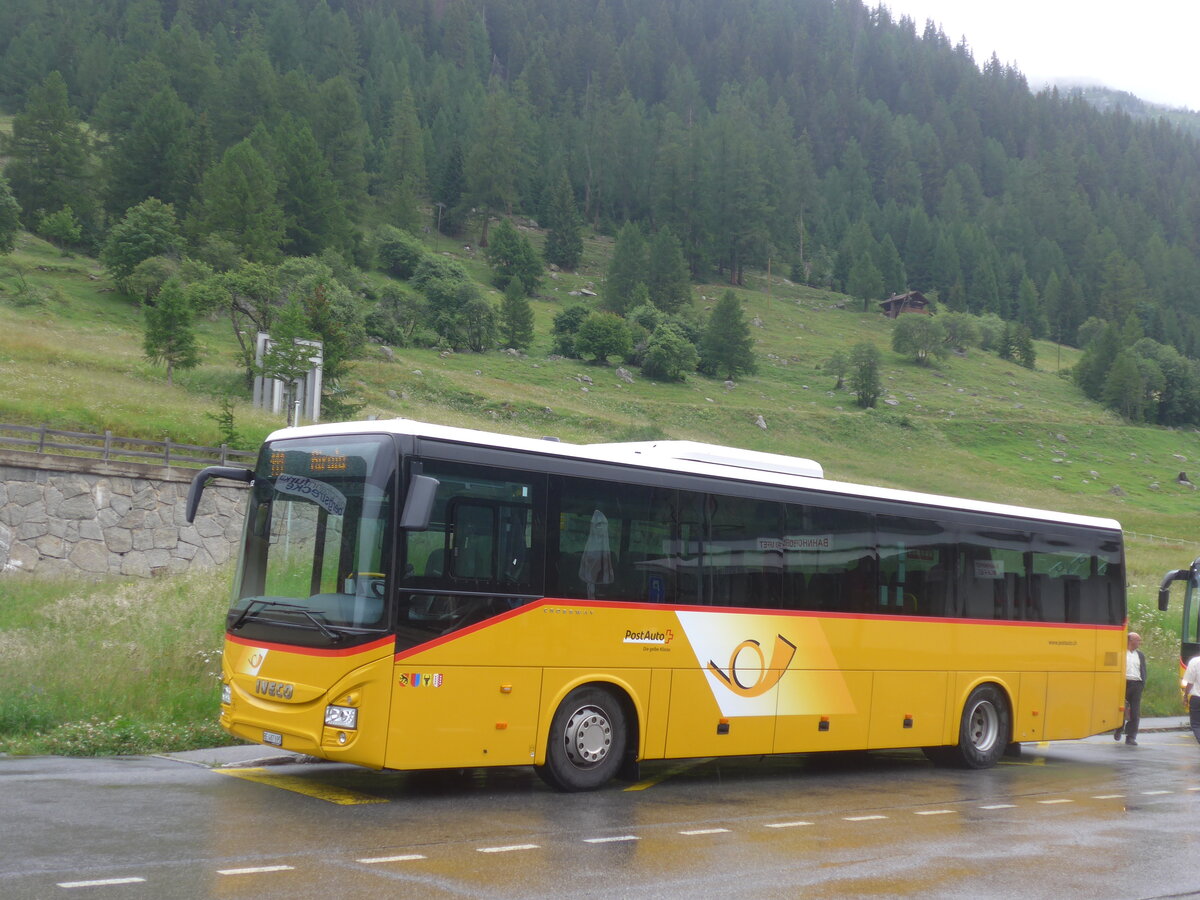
(325, 705, 359, 730)
(221, 683, 232, 706)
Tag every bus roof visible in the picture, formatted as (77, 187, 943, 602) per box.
(266, 418, 1122, 534)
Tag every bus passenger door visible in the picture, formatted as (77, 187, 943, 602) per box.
(386, 665, 543, 770)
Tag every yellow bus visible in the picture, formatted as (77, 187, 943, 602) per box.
(188, 418, 1127, 791)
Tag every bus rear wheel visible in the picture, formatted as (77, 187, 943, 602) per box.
(536, 686, 627, 792)
(941, 684, 1010, 769)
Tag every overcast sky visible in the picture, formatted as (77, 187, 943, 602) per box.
(881, 1, 1200, 111)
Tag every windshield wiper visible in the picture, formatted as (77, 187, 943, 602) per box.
(231, 598, 344, 642)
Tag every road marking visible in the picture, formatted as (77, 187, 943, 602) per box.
(58, 878, 147, 889)
(215, 767, 387, 805)
(584, 836, 640, 844)
(1037, 799, 1072, 805)
(1093, 794, 1124, 799)
(680, 828, 730, 835)
(1141, 790, 1172, 796)
(217, 865, 295, 876)
(765, 821, 813, 828)
(980, 804, 1016, 809)
(915, 809, 954, 816)
(478, 844, 540, 854)
(358, 854, 427, 864)
(844, 814, 887, 821)
(625, 758, 716, 791)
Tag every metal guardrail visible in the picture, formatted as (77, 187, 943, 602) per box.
(0, 423, 257, 469)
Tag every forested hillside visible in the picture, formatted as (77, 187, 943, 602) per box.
(3, 0, 1200, 425)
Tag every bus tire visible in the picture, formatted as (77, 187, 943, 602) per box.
(536, 686, 627, 792)
(946, 684, 1010, 769)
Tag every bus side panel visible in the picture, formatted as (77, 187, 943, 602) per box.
(1014, 672, 1047, 742)
(867, 671, 947, 749)
(643, 668, 672, 760)
(664, 668, 777, 758)
(384, 666, 542, 769)
(1092, 669, 1124, 736)
(772, 671, 873, 752)
(1043, 672, 1095, 740)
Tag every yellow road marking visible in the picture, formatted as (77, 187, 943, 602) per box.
(216, 767, 387, 805)
(624, 757, 716, 791)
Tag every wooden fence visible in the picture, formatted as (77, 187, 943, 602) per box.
(0, 423, 257, 469)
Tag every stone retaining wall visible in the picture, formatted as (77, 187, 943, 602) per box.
(0, 449, 249, 577)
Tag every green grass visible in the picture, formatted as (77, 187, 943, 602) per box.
(0, 570, 233, 755)
(3, 226, 1200, 752)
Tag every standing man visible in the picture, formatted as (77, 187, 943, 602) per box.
(1184, 651, 1200, 746)
(1114, 632, 1146, 745)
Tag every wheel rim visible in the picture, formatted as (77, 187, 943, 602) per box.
(563, 705, 613, 768)
(966, 699, 1000, 753)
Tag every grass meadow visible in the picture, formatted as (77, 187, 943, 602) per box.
(2, 225, 1199, 753)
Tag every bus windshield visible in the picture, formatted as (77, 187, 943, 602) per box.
(230, 434, 396, 647)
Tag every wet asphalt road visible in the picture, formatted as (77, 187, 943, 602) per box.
(3, 728, 1200, 899)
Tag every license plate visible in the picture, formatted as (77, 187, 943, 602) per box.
(263, 730, 283, 746)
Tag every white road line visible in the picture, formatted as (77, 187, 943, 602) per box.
(980, 804, 1017, 809)
(1141, 790, 1172, 796)
(584, 835, 640, 844)
(477, 844, 540, 854)
(844, 814, 887, 821)
(1037, 799, 1073, 805)
(358, 854, 427, 864)
(680, 828, 730, 835)
(217, 865, 295, 876)
(765, 821, 813, 828)
(58, 878, 147, 889)
(915, 809, 954, 816)
(1093, 794, 1124, 800)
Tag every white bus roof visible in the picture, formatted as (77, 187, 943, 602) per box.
(266, 418, 1122, 533)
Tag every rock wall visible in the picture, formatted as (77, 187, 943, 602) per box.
(0, 450, 249, 578)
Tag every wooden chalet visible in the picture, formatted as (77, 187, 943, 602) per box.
(879, 291, 930, 318)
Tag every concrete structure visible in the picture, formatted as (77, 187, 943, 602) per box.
(0, 449, 248, 578)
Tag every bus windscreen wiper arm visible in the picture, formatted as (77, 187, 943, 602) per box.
(231, 598, 344, 642)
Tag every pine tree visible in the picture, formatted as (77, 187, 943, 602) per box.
(271, 114, 348, 257)
(646, 226, 691, 313)
(433, 141, 467, 237)
(698, 290, 756, 379)
(190, 139, 285, 263)
(380, 85, 425, 229)
(0, 175, 21, 254)
(464, 82, 523, 246)
(104, 87, 195, 217)
(499, 279, 535, 349)
(849, 342, 883, 409)
(3, 71, 93, 229)
(542, 169, 583, 270)
(143, 278, 200, 386)
(603, 222, 646, 315)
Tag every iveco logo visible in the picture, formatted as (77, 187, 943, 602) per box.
(255, 679, 295, 700)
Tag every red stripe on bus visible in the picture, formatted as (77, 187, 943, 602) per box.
(226, 632, 395, 657)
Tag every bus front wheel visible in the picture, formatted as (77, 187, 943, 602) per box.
(536, 686, 627, 792)
(945, 684, 1010, 769)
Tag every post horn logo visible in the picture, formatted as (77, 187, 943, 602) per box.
(708, 634, 797, 697)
